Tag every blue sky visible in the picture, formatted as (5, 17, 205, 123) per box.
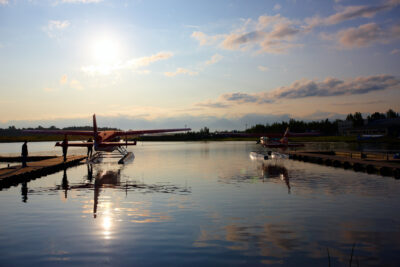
(0, 0, 399, 130)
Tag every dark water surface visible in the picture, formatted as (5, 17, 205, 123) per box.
(0, 141, 399, 266)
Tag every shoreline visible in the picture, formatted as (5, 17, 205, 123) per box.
(1, 135, 400, 144)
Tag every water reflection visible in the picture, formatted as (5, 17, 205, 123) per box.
(2, 142, 400, 266)
(260, 163, 291, 193)
(21, 182, 28, 203)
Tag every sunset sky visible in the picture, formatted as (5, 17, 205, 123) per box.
(0, 0, 399, 130)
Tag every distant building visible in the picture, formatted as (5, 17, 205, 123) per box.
(338, 118, 400, 136)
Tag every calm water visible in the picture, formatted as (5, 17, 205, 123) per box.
(0, 141, 399, 266)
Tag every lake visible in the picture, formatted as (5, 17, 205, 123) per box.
(0, 141, 399, 266)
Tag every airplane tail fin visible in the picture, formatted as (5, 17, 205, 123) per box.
(280, 127, 289, 144)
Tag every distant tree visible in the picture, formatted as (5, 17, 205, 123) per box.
(368, 112, 386, 121)
(386, 109, 398, 119)
(346, 113, 354, 121)
(352, 112, 364, 127)
(199, 127, 210, 135)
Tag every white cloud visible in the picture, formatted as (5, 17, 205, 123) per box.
(133, 52, 173, 67)
(273, 4, 281, 11)
(258, 65, 269, 72)
(82, 51, 173, 75)
(193, 14, 302, 54)
(44, 20, 70, 39)
(0, 0, 8, 5)
(205, 54, 223, 65)
(164, 68, 198, 77)
(70, 79, 83, 90)
(60, 75, 68, 85)
(391, 49, 400, 55)
(330, 23, 400, 49)
(305, 0, 400, 29)
(135, 70, 151, 75)
(191, 31, 223, 46)
(43, 87, 54, 92)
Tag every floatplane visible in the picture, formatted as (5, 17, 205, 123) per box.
(24, 114, 191, 163)
(259, 127, 305, 148)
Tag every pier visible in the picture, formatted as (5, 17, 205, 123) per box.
(0, 155, 87, 189)
(288, 151, 400, 178)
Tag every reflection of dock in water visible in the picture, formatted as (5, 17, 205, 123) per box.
(0, 155, 87, 189)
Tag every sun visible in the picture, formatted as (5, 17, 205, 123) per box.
(91, 37, 120, 63)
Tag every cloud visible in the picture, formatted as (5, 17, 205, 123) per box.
(164, 68, 198, 77)
(43, 87, 54, 92)
(206, 74, 400, 105)
(391, 49, 400, 55)
(191, 31, 224, 46)
(222, 92, 259, 103)
(44, 20, 70, 39)
(70, 79, 83, 90)
(196, 14, 303, 54)
(273, 4, 281, 11)
(258, 65, 269, 72)
(305, 0, 400, 29)
(82, 51, 173, 75)
(205, 54, 223, 65)
(195, 101, 230, 108)
(133, 52, 173, 67)
(271, 74, 400, 99)
(60, 75, 68, 85)
(135, 70, 151, 75)
(0, 0, 8, 5)
(333, 23, 400, 48)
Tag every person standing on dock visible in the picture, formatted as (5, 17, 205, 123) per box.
(87, 138, 93, 159)
(62, 136, 68, 162)
(21, 140, 28, 167)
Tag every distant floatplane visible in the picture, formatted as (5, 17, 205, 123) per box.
(259, 128, 305, 148)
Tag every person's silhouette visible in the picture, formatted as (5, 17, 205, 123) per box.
(21, 141, 28, 167)
(61, 136, 68, 162)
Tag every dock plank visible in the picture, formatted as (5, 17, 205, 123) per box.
(0, 155, 87, 189)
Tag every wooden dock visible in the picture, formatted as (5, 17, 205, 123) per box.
(287, 151, 400, 178)
(0, 155, 87, 189)
(0, 155, 58, 162)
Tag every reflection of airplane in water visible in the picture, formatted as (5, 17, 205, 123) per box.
(259, 128, 305, 149)
(260, 163, 291, 193)
(24, 114, 190, 163)
(56, 164, 191, 218)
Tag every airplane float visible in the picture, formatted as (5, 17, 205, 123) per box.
(24, 114, 191, 163)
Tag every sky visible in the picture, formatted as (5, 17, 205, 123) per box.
(0, 0, 399, 130)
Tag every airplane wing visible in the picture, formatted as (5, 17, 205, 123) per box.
(23, 130, 94, 136)
(114, 128, 191, 136)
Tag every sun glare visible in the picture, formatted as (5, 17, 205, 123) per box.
(92, 37, 120, 63)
